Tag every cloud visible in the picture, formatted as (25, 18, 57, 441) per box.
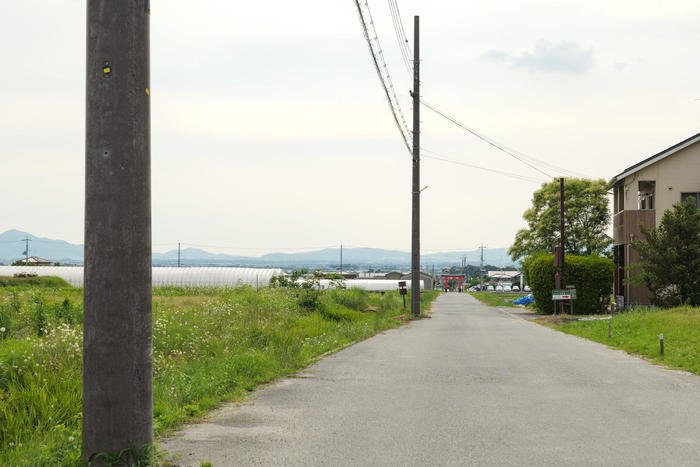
(480, 49, 510, 62)
(514, 40, 594, 74)
(613, 62, 629, 72)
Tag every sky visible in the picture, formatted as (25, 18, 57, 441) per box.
(1, 0, 699, 258)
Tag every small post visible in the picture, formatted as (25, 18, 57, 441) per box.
(659, 333, 664, 355)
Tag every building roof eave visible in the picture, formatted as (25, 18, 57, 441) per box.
(610, 132, 700, 185)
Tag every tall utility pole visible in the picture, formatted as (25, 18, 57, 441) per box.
(84, 1, 152, 461)
(23, 237, 31, 264)
(340, 242, 343, 274)
(177, 241, 181, 267)
(479, 245, 485, 291)
(559, 177, 565, 315)
(410, 15, 421, 316)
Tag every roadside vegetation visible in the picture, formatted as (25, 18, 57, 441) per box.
(0, 284, 439, 465)
(469, 292, 529, 308)
(0, 276, 71, 288)
(541, 306, 700, 375)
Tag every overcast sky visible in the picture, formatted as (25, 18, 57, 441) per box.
(1, 0, 699, 258)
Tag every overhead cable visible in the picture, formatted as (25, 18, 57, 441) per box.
(387, 0, 413, 78)
(353, 0, 412, 153)
(421, 99, 594, 179)
(422, 148, 547, 184)
(420, 99, 554, 178)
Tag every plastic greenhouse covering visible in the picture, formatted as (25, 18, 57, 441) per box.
(0, 266, 284, 288)
(303, 279, 424, 291)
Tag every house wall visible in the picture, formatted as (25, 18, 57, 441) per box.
(612, 139, 700, 306)
(619, 142, 700, 223)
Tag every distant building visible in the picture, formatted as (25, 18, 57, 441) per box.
(487, 270, 521, 283)
(609, 132, 700, 306)
(15, 256, 52, 266)
(384, 271, 407, 280)
(400, 271, 434, 290)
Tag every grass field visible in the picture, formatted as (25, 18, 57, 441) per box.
(540, 306, 700, 376)
(0, 285, 439, 465)
(469, 292, 529, 308)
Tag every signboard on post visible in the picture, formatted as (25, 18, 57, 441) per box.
(398, 281, 407, 309)
(553, 287, 576, 315)
(398, 281, 407, 295)
(552, 289, 575, 300)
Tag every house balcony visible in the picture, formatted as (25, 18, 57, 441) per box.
(613, 210, 655, 245)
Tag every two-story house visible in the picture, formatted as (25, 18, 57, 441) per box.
(609, 132, 700, 306)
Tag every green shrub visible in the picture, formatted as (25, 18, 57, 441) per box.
(528, 255, 613, 314)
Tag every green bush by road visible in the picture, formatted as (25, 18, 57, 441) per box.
(529, 255, 613, 314)
(0, 286, 439, 465)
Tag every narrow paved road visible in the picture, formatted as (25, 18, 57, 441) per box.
(162, 293, 700, 466)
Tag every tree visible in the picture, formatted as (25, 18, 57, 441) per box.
(508, 178, 611, 261)
(632, 196, 700, 307)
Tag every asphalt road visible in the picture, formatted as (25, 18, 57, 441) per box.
(161, 293, 700, 466)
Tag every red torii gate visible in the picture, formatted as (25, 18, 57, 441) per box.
(440, 274, 466, 291)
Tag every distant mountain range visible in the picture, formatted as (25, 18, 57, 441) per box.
(0, 230, 517, 268)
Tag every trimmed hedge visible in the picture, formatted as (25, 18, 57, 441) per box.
(528, 255, 613, 314)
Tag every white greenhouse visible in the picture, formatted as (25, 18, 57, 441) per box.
(0, 266, 284, 288)
(303, 279, 424, 291)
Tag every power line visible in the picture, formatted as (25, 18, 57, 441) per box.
(421, 99, 593, 179)
(422, 148, 547, 184)
(420, 99, 553, 178)
(353, 0, 412, 153)
(387, 0, 413, 78)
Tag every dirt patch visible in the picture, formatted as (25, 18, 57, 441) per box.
(532, 315, 579, 325)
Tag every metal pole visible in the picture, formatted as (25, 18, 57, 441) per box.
(24, 237, 30, 264)
(84, 1, 152, 461)
(340, 242, 343, 274)
(177, 241, 181, 267)
(559, 177, 565, 315)
(410, 15, 421, 316)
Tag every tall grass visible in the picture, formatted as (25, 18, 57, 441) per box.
(0, 286, 439, 465)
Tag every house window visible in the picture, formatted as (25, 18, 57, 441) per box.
(681, 192, 700, 208)
(638, 181, 655, 210)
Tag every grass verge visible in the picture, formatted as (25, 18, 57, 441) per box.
(536, 306, 700, 375)
(0, 286, 439, 465)
(469, 292, 529, 308)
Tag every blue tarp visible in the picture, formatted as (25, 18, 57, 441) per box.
(506, 294, 535, 305)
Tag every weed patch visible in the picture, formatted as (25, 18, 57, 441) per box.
(0, 286, 439, 464)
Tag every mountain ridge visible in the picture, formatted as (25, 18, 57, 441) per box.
(0, 230, 516, 267)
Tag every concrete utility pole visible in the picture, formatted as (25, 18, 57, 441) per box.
(559, 177, 565, 315)
(178, 241, 181, 267)
(479, 245, 485, 291)
(410, 15, 421, 316)
(83, 1, 152, 462)
(23, 237, 31, 264)
(340, 242, 343, 274)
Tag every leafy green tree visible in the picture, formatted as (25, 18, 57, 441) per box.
(632, 196, 700, 306)
(509, 178, 611, 261)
